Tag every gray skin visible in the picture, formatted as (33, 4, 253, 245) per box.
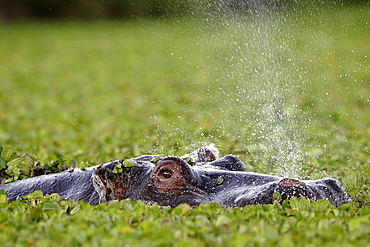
(0, 151, 351, 208)
(0, 161, 118, 205)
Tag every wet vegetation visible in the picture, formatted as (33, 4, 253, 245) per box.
(0, 3, 369, 246)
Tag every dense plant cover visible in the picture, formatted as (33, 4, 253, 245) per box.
(0, 193, 369, 246)
(0, 4, 369, 246)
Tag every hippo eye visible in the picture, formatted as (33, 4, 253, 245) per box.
(161, 169, 173, 179)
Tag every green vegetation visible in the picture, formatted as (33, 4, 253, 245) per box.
(0, 193, 369, 246)
(0, 4, 369, 246)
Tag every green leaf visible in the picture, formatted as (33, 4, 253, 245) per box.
(39, 202, 60, 211)
(215, 215, 231, 227)
(288, 197, 311, 211)
(113, 163, 123, 174)
(348, 216, 370, 233)
(69, 205, 81, 215)
(182, 156, 195, 165)
(49, 193, 61, 202)
(272, 192, 282, 202)
(0, 193, 8, 204)
(5, 158, 24, 178)
(123, 159, 137, 168)
(6, 156, 33, 179)
(42, 159, 69, 173)
(217, 176, 224, 185)
(1, 147, 18, 162)
(0, 211, 9, 224)
(0, 157, 6, 170)
(30, 208, 43, 222)
(22, 154, 38, 167)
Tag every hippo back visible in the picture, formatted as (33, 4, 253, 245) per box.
(0, 161, 118, 205)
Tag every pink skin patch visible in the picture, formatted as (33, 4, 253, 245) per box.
(279, 178, 306, 187)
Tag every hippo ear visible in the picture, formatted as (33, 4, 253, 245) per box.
(92, 168, 128, 204)
(197, 147, 217, 162)
(181, 144, 219, 163)
(206, 155, 246, 172)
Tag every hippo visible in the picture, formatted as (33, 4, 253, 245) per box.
(0, 146, 351, 208)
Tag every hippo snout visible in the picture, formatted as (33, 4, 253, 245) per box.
(275, 178, 319, 202)
(274, 178, 351, 207)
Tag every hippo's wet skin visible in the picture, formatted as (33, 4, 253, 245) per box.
(0, 161, 119, 205)
(0, 147, 351, 207)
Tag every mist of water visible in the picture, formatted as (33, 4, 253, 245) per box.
(177, 1, 310, 177)
(146, 1, 331, 177)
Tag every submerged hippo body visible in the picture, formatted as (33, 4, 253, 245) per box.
(0, 161, 119, 205)
(0, 147, 351, 207)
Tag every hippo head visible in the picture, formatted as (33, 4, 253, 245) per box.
(92, 147, 351, 208)
(92, 156, 212, 207)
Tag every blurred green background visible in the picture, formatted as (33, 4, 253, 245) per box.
(0, 0, 368, 20)
(0, 0, 369, 175)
